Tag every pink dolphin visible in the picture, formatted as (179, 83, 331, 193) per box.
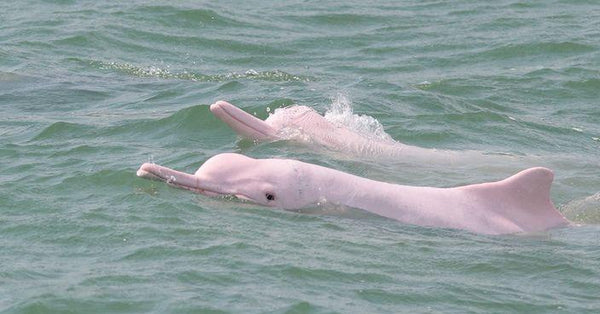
(137, 153, 569, 235)
(209, 100, 513, 164)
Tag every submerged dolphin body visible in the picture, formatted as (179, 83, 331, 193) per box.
(137, 153, 569, 235)
(209, 100, 509, 164)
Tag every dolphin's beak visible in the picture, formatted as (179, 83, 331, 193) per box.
(210, 100, 278, 141)
(137, 163, 224, 197)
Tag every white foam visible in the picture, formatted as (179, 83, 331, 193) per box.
(323, 94, 394, 142)
(561, 192, 600, 223)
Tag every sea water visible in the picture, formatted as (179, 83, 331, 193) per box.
(1, 1, 599, 312)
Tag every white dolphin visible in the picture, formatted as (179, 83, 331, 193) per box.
(209, 100, 514, 164)
(137, 153, 569, 235)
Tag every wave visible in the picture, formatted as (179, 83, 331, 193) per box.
(476, 41, 595, 60)
(29, 104, 222, 143)
(31, 121, 92, 142)
(87, 60, 312, 82)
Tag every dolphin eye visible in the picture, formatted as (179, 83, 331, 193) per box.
(265, 193, 275, 201)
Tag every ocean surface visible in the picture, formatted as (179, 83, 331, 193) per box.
(1, 0, 600, 312)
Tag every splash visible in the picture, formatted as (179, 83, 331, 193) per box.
(324, 94, 394, 142)
(561, 192, 600, 224)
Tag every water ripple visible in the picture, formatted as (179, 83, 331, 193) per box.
(89, 60, 312, 82)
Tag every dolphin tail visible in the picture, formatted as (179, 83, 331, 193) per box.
(210, 100, 278, 141)
(462, 167, 569, 232)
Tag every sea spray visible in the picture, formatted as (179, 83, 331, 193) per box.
(324, 94, 394, 142)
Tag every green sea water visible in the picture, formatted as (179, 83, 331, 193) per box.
(1, 0, 600, 312)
